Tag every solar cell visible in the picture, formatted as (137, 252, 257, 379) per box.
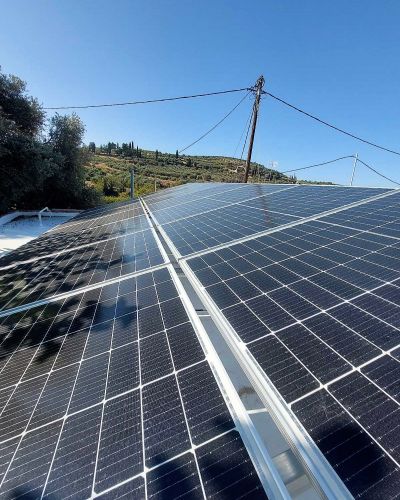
(361, 355, 400, 401)
(303, 313, 381, 365)
(248, 335, 320, 402)
(0, 266, 268, 498)
(196, 430, 268, 499)
(292, 389, 400, 499)
(146, 453, 203, 499)
(330, 372, 400, 461)
(97, 477, 144, 499)
(328, 302, 400, 350)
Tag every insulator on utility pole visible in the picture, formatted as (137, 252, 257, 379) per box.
(350, 153, 358, 186)
(244, 75, 265, 183)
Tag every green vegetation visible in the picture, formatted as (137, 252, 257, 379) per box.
(0, 67, 100, 213)
(84, 148, 303, 202)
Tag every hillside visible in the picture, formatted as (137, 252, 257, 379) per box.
(84, 149, 302, 202)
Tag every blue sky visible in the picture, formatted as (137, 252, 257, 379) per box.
(1, 0, 399, 186)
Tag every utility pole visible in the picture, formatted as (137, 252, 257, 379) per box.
(350, 153, 358, 186)
(244, 75, 265, 183)
(130, 168, 134, 199)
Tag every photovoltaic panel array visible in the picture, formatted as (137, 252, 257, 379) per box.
(178, 187, 400, 498)
(321, 190, 400, 238)
(0, 228, 165, 311)
(0, 200, 150, 267)
(3, 181, 399, 499)
(0, 198, 171, 317)
(0, 267, 267, 499)
(143, 183, 391, 256)
(144, 183, 292, 224)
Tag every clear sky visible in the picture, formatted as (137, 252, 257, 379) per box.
(1, 0, 399, 187)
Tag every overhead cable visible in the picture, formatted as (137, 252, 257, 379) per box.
(356, 158, 400, 187)
(264, 91, 400, 156)
(240, 107, 253, 160)
(281, 154, 400, 187)
(282, 156, 355, 174)
(233, 104, 254, 158)
(178, 91, 251, 154)
(43, 87, 252, 110)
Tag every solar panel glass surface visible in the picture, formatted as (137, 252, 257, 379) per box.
(0, 267, 267, 499)
(183, 193, 400, 498)
(0, 228, 165, 311)
(321, 190, 400, 238)
(3, 184, 400, 498)
(0, 201, 150, 267)
(144, 183, 392, 256)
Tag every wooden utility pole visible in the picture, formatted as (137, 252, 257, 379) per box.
(244, 75, 265, 183)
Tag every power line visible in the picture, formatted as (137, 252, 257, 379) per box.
(264, 91, 400, 156)
(240, 107, 253, 160)
(43, 87, 251, 110)
(282, 156, 355, 174)
(233, 104, 253, 158)
(281, 154, 400, 187)
(178, 91, 251, 154)
(356, 158, 400, 187)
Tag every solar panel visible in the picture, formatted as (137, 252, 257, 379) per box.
(2, 181, 400, 498)
(55, 198, 140, 224)
(0, 200, 150, 268)
(49, 200, 145, 232)
(144, 183, 248, 211)
(321, 190, 400, 237)
(0, 228, 166, 311)
(144, 184, 393, 256)
(163, 184, 400, 498)
(0, 266, 268, 498)
(161, 205, 299, 256)
(146, 184, 293, 224)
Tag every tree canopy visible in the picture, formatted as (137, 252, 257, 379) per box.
(0, 67, 100, 213)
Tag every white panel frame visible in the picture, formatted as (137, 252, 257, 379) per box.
(167, 263, 290, 500)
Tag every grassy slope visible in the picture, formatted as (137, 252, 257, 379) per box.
(84, 149, 330, 202)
